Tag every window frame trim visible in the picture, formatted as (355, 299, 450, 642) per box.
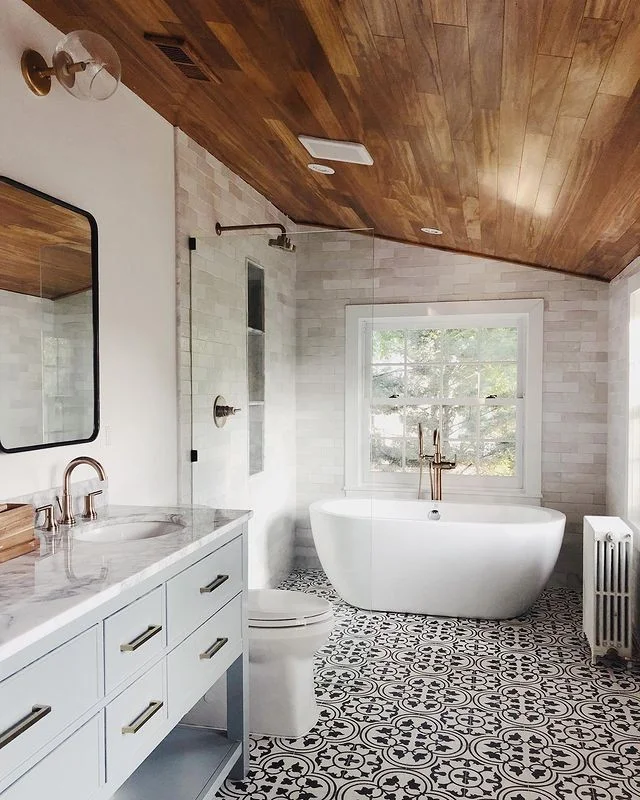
(344, 299, 544, 501)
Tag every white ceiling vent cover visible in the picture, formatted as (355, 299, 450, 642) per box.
(298, 135, 374, 165)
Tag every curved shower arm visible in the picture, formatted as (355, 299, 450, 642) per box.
(215, 221, 287, 236)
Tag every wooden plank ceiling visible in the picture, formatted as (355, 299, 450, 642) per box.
(0, 181, 92, 299)
(25, 0, 640, 280)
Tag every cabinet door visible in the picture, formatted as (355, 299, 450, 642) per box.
(2, 715, 101, 800)
(168, 595, 242, 720)
(0, 626, 100, 781)
(104, 586, 164, 694)
(105, 660, 167, 790)
(166, 536, 242, 645)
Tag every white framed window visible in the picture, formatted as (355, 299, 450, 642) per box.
(345, 299, 543, 502)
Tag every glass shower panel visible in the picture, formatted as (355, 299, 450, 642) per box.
(295, 227, 376, 620)
(247, 260, 265, 475)
(187, 227, 375, 617)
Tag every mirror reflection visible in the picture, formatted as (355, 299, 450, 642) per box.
(0, 177, 98, 452)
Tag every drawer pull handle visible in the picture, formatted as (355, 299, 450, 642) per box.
(120, 624, 163, 652)
(199, 637, 229, 660)
(122, 701, 164, 735)
(0, 705, 52, 750)
(200, 574, 229, 594)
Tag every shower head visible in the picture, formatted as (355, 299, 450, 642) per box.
(268, 233, 296, 253)
(215, 221, 296, 253)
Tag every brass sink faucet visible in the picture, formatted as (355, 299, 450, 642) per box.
(418, 425, 456, 501)
(60, 456, 107, 526)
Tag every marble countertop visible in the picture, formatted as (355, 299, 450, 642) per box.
(0, 505, 251, 668)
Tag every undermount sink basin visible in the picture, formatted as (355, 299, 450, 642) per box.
(73, 516, 186, 543)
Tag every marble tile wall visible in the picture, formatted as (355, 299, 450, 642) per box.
(296, 235, 610, 585)
(175, 129, 297, 589)
(173, 132, 613, 590)
(0, 290, 51, 448)
(0, 289, 94, 450)
(607, 255, 640, 521)
(45, 290, 94, 443)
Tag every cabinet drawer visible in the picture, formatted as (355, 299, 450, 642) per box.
(166, 536, 242, 644)
(105, 660, 167, 788)
(168, 595, 242, 718)
(2, 714, 102, 800)
(104, 586, 164, 694)
(0, 626, 100, 781)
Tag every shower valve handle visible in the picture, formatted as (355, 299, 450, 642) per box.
(213, 395, 241, 428)
(217, 405, 240, 418)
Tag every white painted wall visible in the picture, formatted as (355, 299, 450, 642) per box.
(0, 0, 177, 504)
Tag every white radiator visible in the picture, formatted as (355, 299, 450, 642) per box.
(583, 516, 636, 663)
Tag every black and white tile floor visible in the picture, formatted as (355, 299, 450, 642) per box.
(218, 570, 640, 800)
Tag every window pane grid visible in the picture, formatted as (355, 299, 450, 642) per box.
(370, 325, 519, 477)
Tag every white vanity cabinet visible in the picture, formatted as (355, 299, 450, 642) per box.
(0, 516, 249, 800)
(104, 586, 165, 694)
(167, 536, 243, 645)
(0, 626, 101, 783)
(2, 716, 103, 800)
(168, 594, 243, 715)
(105, 660, 168, 788)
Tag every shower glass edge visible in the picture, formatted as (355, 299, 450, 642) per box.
(187, 225, 375, 613)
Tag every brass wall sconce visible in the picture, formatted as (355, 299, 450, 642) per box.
(21, 30, 121, 101)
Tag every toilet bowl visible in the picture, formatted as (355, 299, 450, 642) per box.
(248, 589, 334, 738)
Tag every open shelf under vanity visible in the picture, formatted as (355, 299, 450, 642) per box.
(113, 725, 241, 800)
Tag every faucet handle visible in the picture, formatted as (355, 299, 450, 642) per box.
(443, 454, 457, 470)
(83, 490, 103, 521)
(36, 504, 58, 533)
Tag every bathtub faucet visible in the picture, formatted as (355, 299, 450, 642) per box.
(417, 425, 456, 501)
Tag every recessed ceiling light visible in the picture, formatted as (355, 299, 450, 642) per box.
(298, 135, 374, 165)
(308, 163, 335, 174)
(421, 227, 443, 235)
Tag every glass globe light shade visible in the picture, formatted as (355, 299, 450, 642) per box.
(52, 30, 121, 101)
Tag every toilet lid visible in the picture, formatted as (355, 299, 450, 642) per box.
(248, 589, 333, 628)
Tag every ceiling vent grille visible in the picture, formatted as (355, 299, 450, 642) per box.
(144, 34, 220, 83)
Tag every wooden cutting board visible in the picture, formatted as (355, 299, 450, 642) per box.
(0, 528, 36, 552)
(0, 538, 38, 564)
(0, 504, 35, 541)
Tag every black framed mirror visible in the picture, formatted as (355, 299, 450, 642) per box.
(0, 176, 99, 453)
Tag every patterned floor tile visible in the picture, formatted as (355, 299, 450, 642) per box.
(216, 569, 640, 800)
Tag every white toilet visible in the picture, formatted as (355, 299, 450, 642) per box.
(248, 589, 334, 738)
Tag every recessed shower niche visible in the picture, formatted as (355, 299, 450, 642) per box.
(247, 260, 265, 476)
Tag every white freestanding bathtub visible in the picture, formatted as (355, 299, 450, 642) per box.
(309, 498, 565, 620)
